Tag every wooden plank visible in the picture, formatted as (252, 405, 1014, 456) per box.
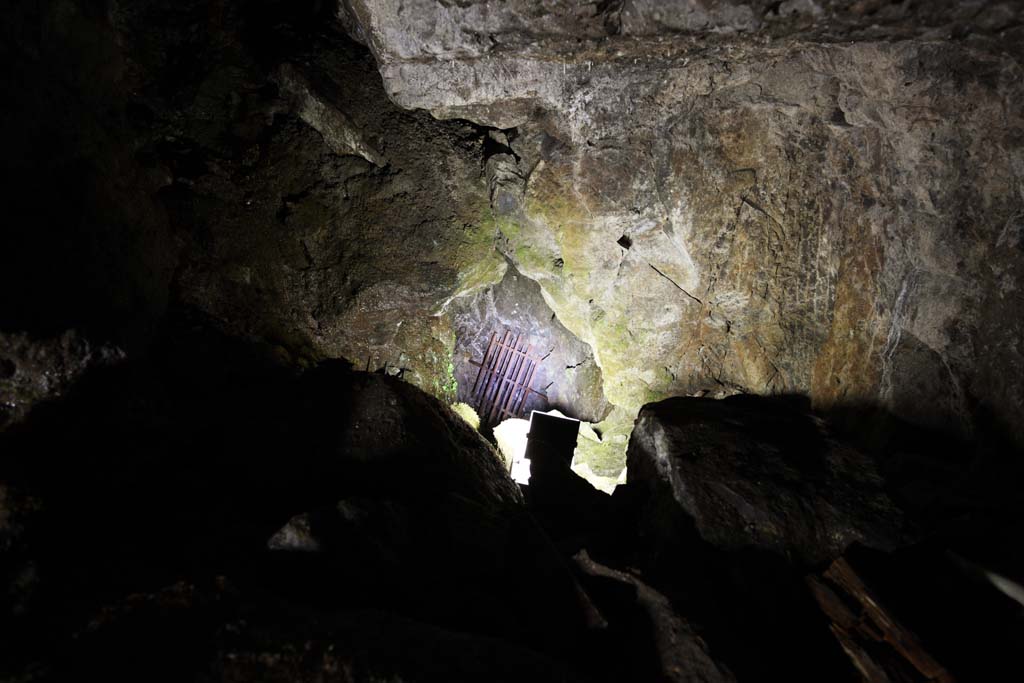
(505, 344, 534, 419)
(495, 336, 528, 423)
(824, 559, 953, 682)
(495, 341, 532, 424)
(809, 558, 956, 683)
(472, 333, 501, 404)
(514, 357, 539, 416)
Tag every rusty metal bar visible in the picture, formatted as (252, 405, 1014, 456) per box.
(500, 342, 534, 422)
(513, 356, 539, 417)
(489, 338, 528, 425)
(470, 331, 497, 396)
(474, 330, 508, 406)
(470, 329, 544, 427)
(481, 331, 515, 419)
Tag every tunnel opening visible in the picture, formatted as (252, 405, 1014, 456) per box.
(449, 260, 631, 493)
(451, 260, 614, 427)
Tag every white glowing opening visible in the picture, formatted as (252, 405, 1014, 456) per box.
(492, 409, 625, 492)
(493, 416, 531, 484)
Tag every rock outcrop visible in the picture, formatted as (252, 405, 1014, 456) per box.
(0, 330, 125, 430)
(0, 340, 590, 678)
(1, 0, 508, 408)
(156, 26, 505, 398)
(0, 337, 750, 682)
(627, 394, 912, 565)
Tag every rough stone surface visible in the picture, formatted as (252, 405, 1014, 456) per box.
(627, 394, 912, 565)
(2, 0, 507, 405)
(158, 29, 505, 399)
(0, 330, 125, 430)
(348, 0, 1024, 444)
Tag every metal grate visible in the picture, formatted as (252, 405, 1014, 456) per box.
(469, 330, 543, 427)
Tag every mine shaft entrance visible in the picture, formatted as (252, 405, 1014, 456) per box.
(469, 330, 545, 429)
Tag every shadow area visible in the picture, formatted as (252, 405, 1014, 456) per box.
(0, 328, 612, 682)
(3, 346, 1023, 682)
(524, 391, 1023, 682)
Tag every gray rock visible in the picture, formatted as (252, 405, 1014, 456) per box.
(0, 330, 125, 430)
(273, 63, 386, 166)
(627, 395, 912, 565)
(266, 511, 321, 552)
(347, 0, 1024, 445)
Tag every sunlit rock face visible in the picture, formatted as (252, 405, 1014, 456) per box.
(346, 0, 1024, 441)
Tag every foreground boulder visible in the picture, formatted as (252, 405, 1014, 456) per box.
(58, 578, 588, 683)
(627, 394, 911, 566)
(0, 344, 600, 680)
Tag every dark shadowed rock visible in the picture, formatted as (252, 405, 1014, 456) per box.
(58, 579, 588, 683)
(0, 340, 605, 680)
(0, 330, 125, 430)
(0, 482, 41, 624)
(627, 394, 912, 566)
(574, 550, 736, 683)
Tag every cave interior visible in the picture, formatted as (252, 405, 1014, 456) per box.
(2, 1, 1024, 682)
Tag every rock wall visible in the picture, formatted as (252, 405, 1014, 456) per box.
(347, 0, 1024, 442)
(4, 0, 1023, 442)
(0, 1, 508, 415)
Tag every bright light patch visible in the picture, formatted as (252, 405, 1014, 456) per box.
(493, 409, 626, 492)
(450, 402, 481, 430)
(493, 417, 531, 484)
